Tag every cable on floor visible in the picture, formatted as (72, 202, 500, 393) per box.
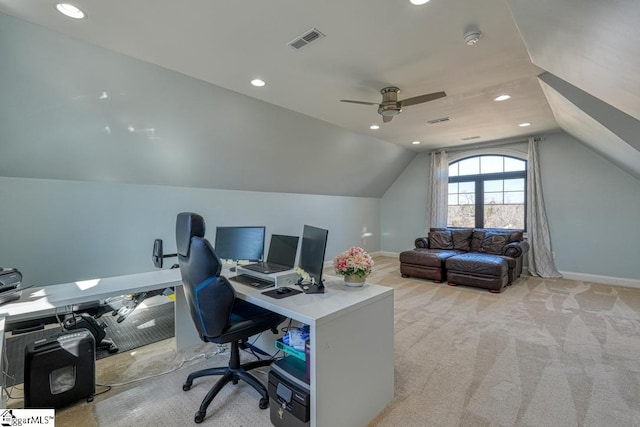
(97, 346, 226, 388)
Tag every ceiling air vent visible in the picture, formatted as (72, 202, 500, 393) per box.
(461, 136, 481, 141)
(427, 117, 450, 124)
(287, 28, 325, 50)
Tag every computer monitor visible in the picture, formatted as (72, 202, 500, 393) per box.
(214, 226, 266, 262)
(298, 225, 329, 286)
(267, 234, 299, 267)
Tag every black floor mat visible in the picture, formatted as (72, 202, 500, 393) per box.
(4, 301, 175, 387)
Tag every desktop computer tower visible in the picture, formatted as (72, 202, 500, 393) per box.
(24, 329, 96, 409)
(268, 357, 310, 427)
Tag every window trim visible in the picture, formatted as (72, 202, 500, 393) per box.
(448, 154, 527, 230)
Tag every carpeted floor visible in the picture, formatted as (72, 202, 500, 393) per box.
(11, 257, 640, 426)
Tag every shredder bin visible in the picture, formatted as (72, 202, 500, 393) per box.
(24, 328, 96, 408)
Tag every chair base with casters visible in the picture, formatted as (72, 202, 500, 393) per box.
(183, 333, 278, 423)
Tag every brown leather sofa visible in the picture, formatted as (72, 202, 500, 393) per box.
(399, 228, 529, 293)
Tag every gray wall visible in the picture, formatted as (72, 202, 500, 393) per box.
(538, 132, 640, 280)
(380, 132, 640, 282)
(0, 12, 414, 198)
(0, 177, 379, 286)
(380, 152, 430, 253)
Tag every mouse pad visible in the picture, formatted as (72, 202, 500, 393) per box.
(262, 288, 302, 299)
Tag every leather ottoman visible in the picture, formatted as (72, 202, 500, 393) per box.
(399, 248, 462, 282)
(445, 253, 509, 293)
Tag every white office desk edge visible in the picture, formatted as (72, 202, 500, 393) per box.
(0, 269, 183, 323)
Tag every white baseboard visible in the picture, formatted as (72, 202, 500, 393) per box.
(558, 271, 640, 289)
(376, 251, 400, 258)
(323, 251, 395, 268)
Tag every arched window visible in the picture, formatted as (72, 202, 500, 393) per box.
(448, 155, 526, 229)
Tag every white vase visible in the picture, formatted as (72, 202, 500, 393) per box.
(343, 274, 366, 287)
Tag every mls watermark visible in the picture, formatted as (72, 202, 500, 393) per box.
(1, 409, 54, 426)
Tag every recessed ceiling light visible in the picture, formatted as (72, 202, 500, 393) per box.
(518, 122, 532, 127)
(56, 3, 86, 19)
(412, 141, 421, 145)
(494, 94, 511, 102)
(369, 125, 380, 130)
(410, 0, 430, 5)
(250, 79, 266, 87)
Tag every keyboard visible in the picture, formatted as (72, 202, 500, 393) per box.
(230, 274, 274, 289)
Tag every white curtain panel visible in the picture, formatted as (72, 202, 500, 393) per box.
(527, 137, 562, 278)
(428, 150, 449, 229)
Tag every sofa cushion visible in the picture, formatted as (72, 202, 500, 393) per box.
(428, 230, 454, 249)
(505, 230, 524, 242)
(451, 229, 473, 251)
(446, 253, 508, 277)
(480, 232, 510, 255)
(470, 231, 485, 252)
(399, 248, 461, 268)
(471, 229, 523, 253)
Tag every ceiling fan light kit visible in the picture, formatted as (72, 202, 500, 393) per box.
(341, 86, 446, 123)
(464, 30, 481, 45)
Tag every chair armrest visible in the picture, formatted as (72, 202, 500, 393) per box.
(415, 237, 429, 249)
(503, 241, 529, 258)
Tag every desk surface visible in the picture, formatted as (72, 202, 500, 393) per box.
(0, 268, 392, 327)
(235, 274, 392, 326)
(0, 269, 183, 322)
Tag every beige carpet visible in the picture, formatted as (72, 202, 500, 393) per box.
(367, 258, 640, 427)
(93, 349, 272, 426)
(17, 257, 640, 426)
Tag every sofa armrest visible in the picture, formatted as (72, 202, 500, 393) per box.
(503, 241, 529, 258)
(415, 237, 429, 249)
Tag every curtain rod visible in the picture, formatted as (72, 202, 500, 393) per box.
(430, 135, 543, 154)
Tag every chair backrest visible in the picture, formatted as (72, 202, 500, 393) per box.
(175, 212, 236, 339)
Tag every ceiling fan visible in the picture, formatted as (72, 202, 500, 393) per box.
(340, 87, 446, 123)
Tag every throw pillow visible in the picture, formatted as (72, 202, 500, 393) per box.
(428, 230, 454, 249)
(480, 232, 509, 255)
(470, 231, 485, 252)
(451, 229, 473, 251)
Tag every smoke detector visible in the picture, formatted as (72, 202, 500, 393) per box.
(464, 30, 481, 45)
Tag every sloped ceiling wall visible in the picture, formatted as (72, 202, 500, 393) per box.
(507, 0, 640, 180)
(0, 13, 414, 198)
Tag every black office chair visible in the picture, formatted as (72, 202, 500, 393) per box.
(175, 212, 286, 423)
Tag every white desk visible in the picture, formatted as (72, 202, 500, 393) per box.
(1, 269, 394, 427)
(174, 270, 395, 427)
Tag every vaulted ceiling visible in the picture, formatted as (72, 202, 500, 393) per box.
(1, 0, 638, 196)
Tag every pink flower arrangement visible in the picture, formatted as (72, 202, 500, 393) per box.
(333, 246, 374, 278)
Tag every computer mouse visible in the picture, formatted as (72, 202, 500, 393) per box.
(276, 287, 292, 294)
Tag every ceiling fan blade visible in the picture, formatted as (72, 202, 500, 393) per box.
(382, 115, 393, 123)
(340, 100, 379, 106)
(400, 91, 447, 107)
